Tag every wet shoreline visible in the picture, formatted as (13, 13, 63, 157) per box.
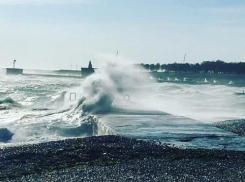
(1, 135, 245, 181)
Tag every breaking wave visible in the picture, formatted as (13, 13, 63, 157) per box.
(0, 97, 22, 110)
(73, 61, 153, 115)
(0, 60, 153, 144)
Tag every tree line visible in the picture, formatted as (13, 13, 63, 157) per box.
(138, 60, 245, 75)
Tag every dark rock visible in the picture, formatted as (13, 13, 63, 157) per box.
(0, 128, 14, 143)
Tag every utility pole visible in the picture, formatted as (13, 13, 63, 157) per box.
(183, 54, 186, 63)
(13, 60, 16, 69)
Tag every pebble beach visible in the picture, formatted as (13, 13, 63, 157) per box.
(1, 135, 245, 182)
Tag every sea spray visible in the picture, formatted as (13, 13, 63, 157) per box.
(0, 60, 155, 144)
(74, 60, 154, 114)
(49, 115, 114, 137)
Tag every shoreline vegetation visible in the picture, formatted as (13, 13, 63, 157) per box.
(138, 60, 245, 75)
(1, 135, 245, 181)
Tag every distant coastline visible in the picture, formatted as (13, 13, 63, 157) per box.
(138, 60, 245, 75)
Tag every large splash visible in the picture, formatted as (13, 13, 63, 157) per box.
(0, 60, 155, 145)
(74, 60, 154, 114)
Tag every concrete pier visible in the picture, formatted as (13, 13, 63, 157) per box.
(6, 68, 23, 75)
(6, 60, 23, 75)
(97, 112, 245, 150)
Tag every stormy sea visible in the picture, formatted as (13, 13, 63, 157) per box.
(1, 62, 245, 181)
(1, 62, 245, 150)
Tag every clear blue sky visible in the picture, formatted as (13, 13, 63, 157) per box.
(0, 0, 245, 69)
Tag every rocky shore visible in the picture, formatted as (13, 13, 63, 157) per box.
(1, 135, 245, 182)
(212, 119, 245, 137)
